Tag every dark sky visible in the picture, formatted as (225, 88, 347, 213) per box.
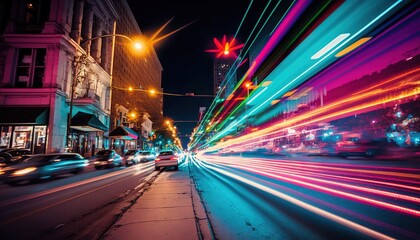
(126, 0, 265, 148)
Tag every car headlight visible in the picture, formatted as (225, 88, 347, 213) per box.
(12, 167, 37, 176)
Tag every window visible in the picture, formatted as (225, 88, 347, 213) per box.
(12, 126, 33, 149)
(0, 126, 12, 148)
(25, 0, 50, 24)
(23, 0, 51, 33)
(15, 48, 46, 88)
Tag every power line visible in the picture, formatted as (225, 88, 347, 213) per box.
(112, 86, 215, 97)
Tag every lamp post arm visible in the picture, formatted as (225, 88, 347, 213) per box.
(82, 34, 135, 44)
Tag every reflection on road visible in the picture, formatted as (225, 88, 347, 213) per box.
(190, 154, 420, 239)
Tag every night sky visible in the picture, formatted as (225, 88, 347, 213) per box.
(126, 0, 267, 148)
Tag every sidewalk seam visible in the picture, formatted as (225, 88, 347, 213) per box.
(189, 158, 215, 240)
(99, 170, 162, 239)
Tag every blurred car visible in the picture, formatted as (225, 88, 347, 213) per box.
(154, 150, 178, 171)
(92, 149, 123, 169)
(0, 153, 88, 184)
(334, 140, 367, 157)
(138, 150, 156, 162)
(123, 149, 140, 166)
(364, 138, 420, 159)
(0, 148, 32, 167)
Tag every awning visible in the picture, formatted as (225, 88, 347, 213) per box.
(71, 112, 108, 132)
(109, 126, 139, 140)
(0, 107, 49, 124)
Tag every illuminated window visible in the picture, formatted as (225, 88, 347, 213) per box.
(24, 0, 50, 32)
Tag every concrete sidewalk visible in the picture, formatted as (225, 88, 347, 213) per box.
(103, 164, 213, 240)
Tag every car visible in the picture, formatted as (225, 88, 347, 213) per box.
(123, 149, 140, 166)
(92, 150, 123, 169)
(154, 150, 179, 171)
(0, 148, 32, 167)
(0, 153, 88, 185)
(138, 150, 156, 162)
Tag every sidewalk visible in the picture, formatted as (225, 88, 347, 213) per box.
(103, 163, 213, 240)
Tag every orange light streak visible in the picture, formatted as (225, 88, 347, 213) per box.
(207, 69, 420, 151)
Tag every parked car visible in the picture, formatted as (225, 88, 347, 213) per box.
(92, 150, 123, 169)
(0, 148, 32, 167)
(138, 150, 156, 162)
(123, 149, 140, 166)
(0, 153, 88, 184)
(154, 150, 179, 171)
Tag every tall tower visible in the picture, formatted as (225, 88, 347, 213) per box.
(206, 35, 244, 99)
(213, 58, 235, 97)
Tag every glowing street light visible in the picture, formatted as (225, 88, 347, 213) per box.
(134, 42, 143, 50)
(66, 24, 146, 149)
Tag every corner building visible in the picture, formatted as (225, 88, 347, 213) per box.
(0, 0, 162, 156)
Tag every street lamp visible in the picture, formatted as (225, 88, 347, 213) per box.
(65, 53, 88, 149)
(65, 21, 145, 150)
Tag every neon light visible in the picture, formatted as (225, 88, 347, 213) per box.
(336, 37, 372, 57)
(193, 157, 396, 240)
(311, 33, 350, 60)
(247, 87, 267, 105)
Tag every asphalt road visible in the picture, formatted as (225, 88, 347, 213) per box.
(0, 162, 157, 240)
(190, 153, 420, 240)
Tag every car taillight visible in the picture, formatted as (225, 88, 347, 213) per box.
(155, 158, 160, 161)
(171, 156, 178, 160)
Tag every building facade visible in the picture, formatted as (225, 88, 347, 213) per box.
(109, 0, 163, 153)
(0, 0, 162, 156)
(111, 0, 163, 130)
(213, 58, 236, 99)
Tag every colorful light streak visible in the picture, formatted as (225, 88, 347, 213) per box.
(208, 159, 420, 213)
(191, 156, 407, 240)
(194, 0, 410, 151)
(190, 0, 308, 148)
(311, 33, 350, 59)
(205, 68, 419, 151)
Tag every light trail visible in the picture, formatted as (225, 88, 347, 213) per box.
(191, 156, 397, 240)
(198, 156, 420, 215)
(0, 164, 153, 207)
(204, 68, 419, 151)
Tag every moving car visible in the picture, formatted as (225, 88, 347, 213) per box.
(123, 149, 140, 166)
(92, 150, 123, 169)
(138, 150, 156, 162)
(0, 148, 31, 167)
(0, 153, 88, 184)
(154, 150, 178, 171)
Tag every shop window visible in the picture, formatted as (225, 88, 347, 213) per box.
(0, 126, 12, 148)
(34, 126, 46, 154)
(15, 48, 46, 88)
(12, 126, 34, 149)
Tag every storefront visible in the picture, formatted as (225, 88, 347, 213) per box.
(109, 126, 139, 154)
(0, 107, 48, 154)
(69, 111, 108, 157)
